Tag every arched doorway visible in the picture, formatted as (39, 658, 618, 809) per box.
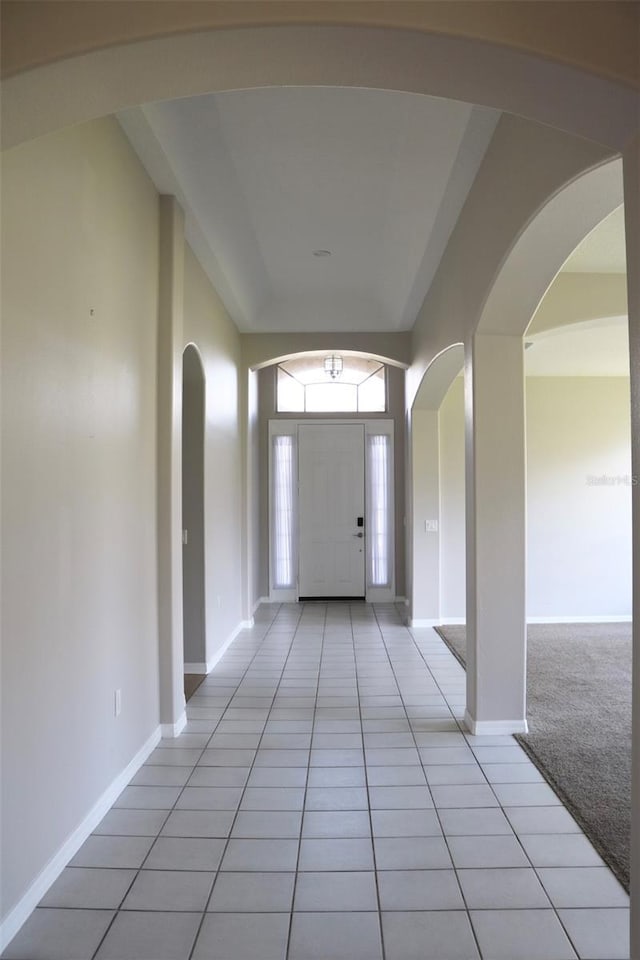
(182, 343, 206, 692)
(408, 343, 464, 627)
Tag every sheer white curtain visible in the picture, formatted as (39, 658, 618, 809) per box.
(367, 434, 391, 587)
(272, 434, 295, 588)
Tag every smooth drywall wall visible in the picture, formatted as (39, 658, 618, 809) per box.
(4, 3, 638, 86)
(257, 363, 406, 599)
(411, 409, 440, 621)
(527, 377, 632, 619)
(1, 117, 160, 921)
(248, 368, 261, 611)
(436, 376, 632, 620)
(439, 378, 466, 619)
(183, 245, 244, 657)
(408, 117, 610, 408)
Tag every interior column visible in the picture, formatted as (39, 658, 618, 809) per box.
(464, 333, 527, 735)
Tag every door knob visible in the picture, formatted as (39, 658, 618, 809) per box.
(353, 532, 364, 538)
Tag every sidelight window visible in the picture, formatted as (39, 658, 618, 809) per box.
(367, 433, 392, 588)
(271, 434, 296, 589)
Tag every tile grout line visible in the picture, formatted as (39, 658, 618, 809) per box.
(88, 612, 278, 960)
(375, 604, 486, 960)
(284, 600, 327, 960)
(96, 605, 280, 960)
(353, 602, 388, 960)
(405, 620, 587, 959)
(186, 602, 304, 960)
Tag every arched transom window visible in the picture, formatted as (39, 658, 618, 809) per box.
(276, 354, 386, 413)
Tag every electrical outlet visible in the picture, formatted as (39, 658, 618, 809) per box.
(216, 595, 222, 609)
(424, 520, 439, 533)
(114, 689, 122, 717)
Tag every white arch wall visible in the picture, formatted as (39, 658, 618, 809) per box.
(407, 119, 617, 406)
(3, 25, 638, 151)
(403, 116, 630, 740)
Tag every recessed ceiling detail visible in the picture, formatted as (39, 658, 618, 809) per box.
(119, 87, 499, 334)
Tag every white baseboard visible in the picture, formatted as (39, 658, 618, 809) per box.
(442, 617, 466, 625)
(203, 618, 251, 676)
(366, 587, 396, 603)
(527, 615, 632, 624)
(183, 662, 208, 674)
(0, 725, 162, 952)
(182, 618, 257, 687)
(253, 596, 269, 613)
(161, 711, 187, 738)
(268, 588, 297, 603)
(464, 710, 528, 736)
(409, 618, 441, 628)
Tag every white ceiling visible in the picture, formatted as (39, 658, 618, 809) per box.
(119, 88, 499, 333)
(562, 206, 626, 274)
(525, 316, 629, 377)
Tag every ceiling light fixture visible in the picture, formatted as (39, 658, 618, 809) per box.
(324, 354, 343, 380)
(313, 249, 332, 257)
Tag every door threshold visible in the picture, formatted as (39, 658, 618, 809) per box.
(298, 596, 366, 602)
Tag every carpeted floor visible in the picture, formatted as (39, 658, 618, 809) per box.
(434, 622, 632, 891)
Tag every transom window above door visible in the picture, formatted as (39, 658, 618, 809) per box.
(276, 354, 386, 413)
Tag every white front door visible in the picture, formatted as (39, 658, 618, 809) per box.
(298, 423, 365, 598)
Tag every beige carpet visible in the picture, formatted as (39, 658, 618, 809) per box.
(435, 622, 632, 891)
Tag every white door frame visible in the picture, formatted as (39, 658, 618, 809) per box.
(268, 419, 395, 603)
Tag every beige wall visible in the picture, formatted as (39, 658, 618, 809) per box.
(0, 120, 250, 931)
(527, 377, 632, 619)
(1, 117, 160, 920)
(436, 375, 632, 621)
(183, 245, 245, 658)
(257, 363, 406, 599)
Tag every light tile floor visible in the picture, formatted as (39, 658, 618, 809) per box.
(3, 603, 630, 960)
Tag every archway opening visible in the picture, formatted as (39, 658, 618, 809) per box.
(408, 344, 464, 627)
(182, 343, 207, 695)
(516, 205, 632, 890)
